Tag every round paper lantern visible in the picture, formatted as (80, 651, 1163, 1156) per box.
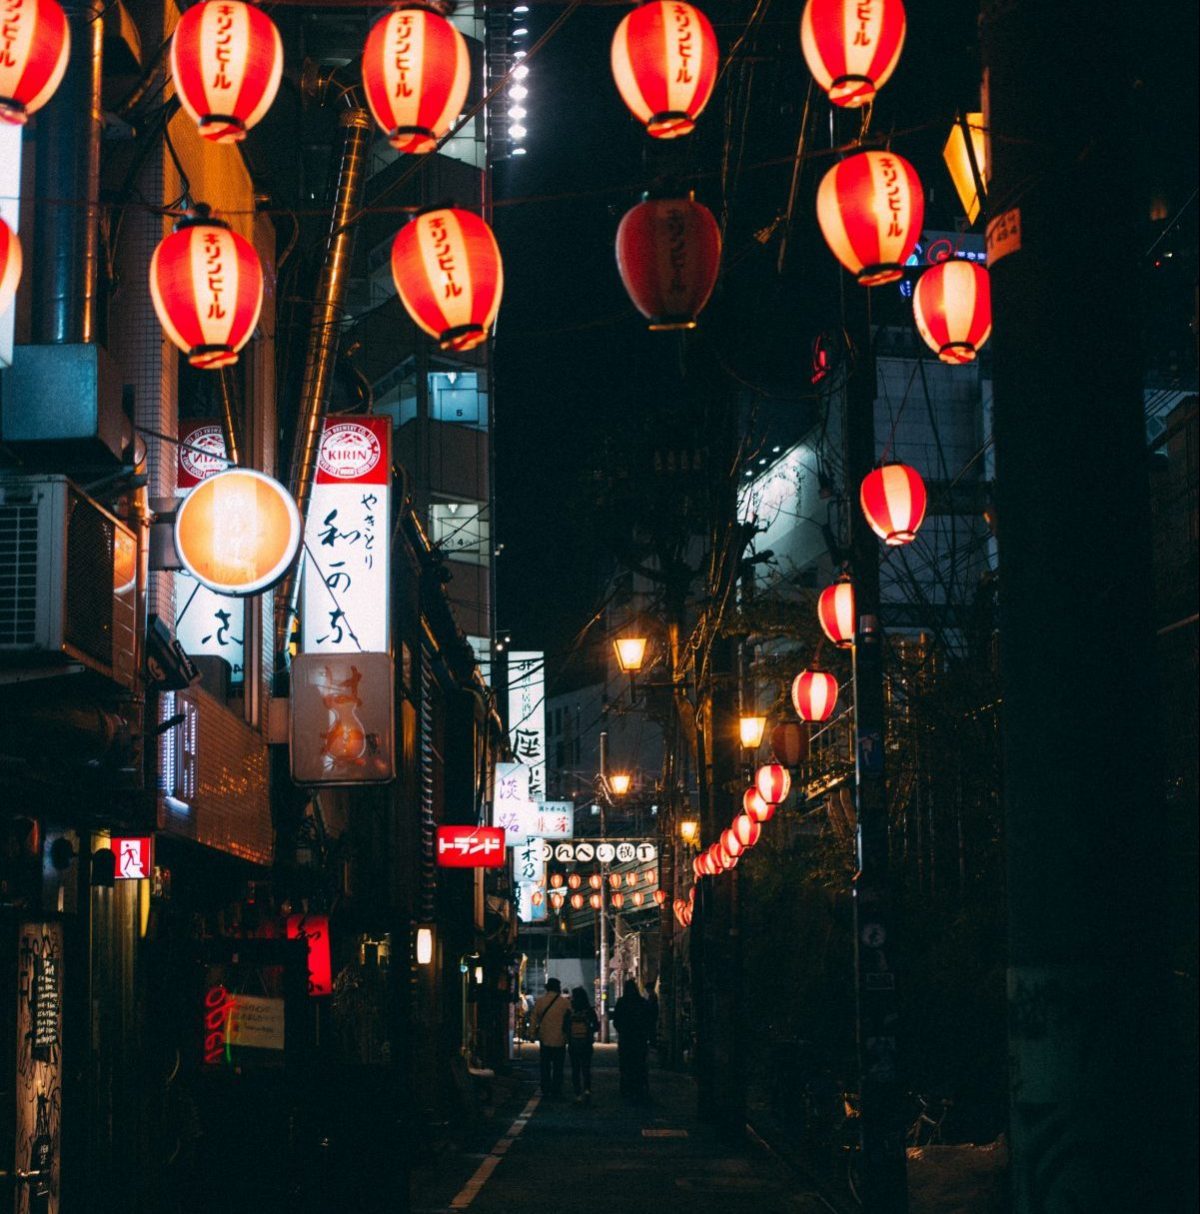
(589, 893, 602, 910)
(609, 873, 623, 890)
(0, 0, 69, 126)
(717, 842, 739, 869)
(362, 5, 470, 153)
(611, 0, 718, 139)
(549, 872, 564, 888)
(756, 763, 792, 806)
(707, 844, 726, 873)
(633, 891, 645, 906)
(800, 0, 906, 109)
(792, 669, 839, 723)
(816, 151, 924, 286)
(643, 870, 656, 884)
(913, 259, 992, 364)
(654, 889, 667, 906)
(170, 0, 283, 144)
(612, 891, 625, 908)
(550, 892, 564, 909)
(568, 873, 582, 889)
(744, 787, 775, 824)
(818, 577, 856, 648)
(860, 462, 927, 545)
(615, 195, 721, 330)
(626, 871, 639, 887)
(720, 827, 743, 859)
(681, 903, 693, 926)
(692, 855, 705, 879)
(771, 722, 810, 767)
(391, 208, 503, 352)
(570, 893, 585, 910)
(150, 213, 264, 369)
(733, 814, 761, 849)
(0, 219, 21, 313)
(589, 873, 602, 890)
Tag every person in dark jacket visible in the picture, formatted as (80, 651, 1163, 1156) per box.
(611, 979, 651, 1099)
(566, 987, 599, 1102)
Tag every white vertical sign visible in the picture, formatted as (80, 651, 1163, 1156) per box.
(508, 651, 545, 800)
(1, 124, 22, 369)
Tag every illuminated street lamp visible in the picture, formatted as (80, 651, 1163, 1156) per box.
(613, 635, 648, 673)
(415, 925, 434, 965)
(609, 772, 632, 796)
(943, 112, 987, 225)
(679, 816, 700, 846)
(739, 713, 767, 751)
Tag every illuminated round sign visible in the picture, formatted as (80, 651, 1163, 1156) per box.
(174, 468, 301, 596)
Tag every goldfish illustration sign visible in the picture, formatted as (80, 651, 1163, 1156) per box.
(289, 652, 395, 784)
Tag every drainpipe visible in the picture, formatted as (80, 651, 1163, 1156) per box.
(215, 368, 242, 468)
(274, 104, 373, 663)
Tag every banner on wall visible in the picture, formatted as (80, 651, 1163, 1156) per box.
(507, 651, 545, 798)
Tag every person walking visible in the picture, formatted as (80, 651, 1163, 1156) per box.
(531, 978, 570, 1097)
(566, 987, 600, 1103)
(611, 979, 651, 1100)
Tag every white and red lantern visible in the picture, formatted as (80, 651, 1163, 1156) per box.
(817, 577, 856, 648)
(170, 0, 283, 144)
(816, 150, 924, 286)
(791, 669, 839, 723)
(391, 207, 503, 352)
(610, 0, 718, 139)
(860, 462, 927, 546)
(612, 891, 625, 909)
(800, 0, 906, 109)
(616, 195, 721, 330)
(707, 843, 727, 873)
(149, 213, 264, 370)
(654, 888, 668, 906)
(733, 813, 761, 849)
(362, 5, 470, 154)
(589, 892, 602, 910)
(0, 0, 69, 126)
(756, 763, 792, 806)
(0, 219, 22, 312)
(744, 786, 774, 824)
(913, 259, 992, 364)
(550, 892, 564, 909)
(570, 892, 585, 910)
(720, 827, 743, 859)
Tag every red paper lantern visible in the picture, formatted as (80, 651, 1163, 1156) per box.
(0, 219, 22, 312)
(718, 842, 739, 869)
(612, 891, 625, 908)
(771, 722, 810, 767)
(792, 669, 839, 723)
(756, 763, 792, 806)
(589, 893, 602, 910)
(692, 855, 705, 879)
(800, 0, 906, 109)
(170, 0, 283, 144)
(549, 872, 564, 888)
(150, 213, 263, 370)
(913, 259, 992, 364)
(733, 813, 761, 849)
(860, 462, 927, 546)
(707, 843, 726, 873)
(589, 873, 602, 890)
(362, 5, 470, 153)
(615, 195, 721, 330)
(568, 872, 582, 889)
(550, 892, 564, 909)
(744, 787, 775, 824)
(391, 207, 503, 352)
(570, 893, 585, 910)
(0, 0, 69, 126)
(654, 888, 668, 906)
(633, 891, 645, 906)
(816, 151, 924, 286)
(611, 1, 718, 139)
(818, 577, 856, 648)
(682, 902, 693, 926)
(720, 827, 743, 859)
(609, 873, 623, 890)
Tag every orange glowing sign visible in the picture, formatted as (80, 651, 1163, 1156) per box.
(174, 468, 301, 596)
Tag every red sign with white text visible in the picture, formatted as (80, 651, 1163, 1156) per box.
(436, 826, 506, 868)
(176, 419, 229, 492)
(112, 836, 152, 880)
(286, 913, 332, 997)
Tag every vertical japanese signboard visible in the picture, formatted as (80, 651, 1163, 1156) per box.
(286, 913, 333, 997)
(507, 651, 545, 799)
(301, 417, 391, 654)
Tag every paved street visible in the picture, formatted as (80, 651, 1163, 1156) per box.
(412, 1045, 836, 1214)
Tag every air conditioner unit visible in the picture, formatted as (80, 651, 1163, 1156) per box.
(0, 475, 137, 689)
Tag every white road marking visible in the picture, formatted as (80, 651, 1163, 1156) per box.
(448, 1093, 541, 1209)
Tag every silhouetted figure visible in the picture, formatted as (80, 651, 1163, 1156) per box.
(567, 987, 599, 1102)
(531, 978, 570, 1097)
(611, 979, 652, 1099)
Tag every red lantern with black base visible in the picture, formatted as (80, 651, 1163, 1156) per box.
(744, 786, 775, 824)
(733, 813, 761, 849)
(800, 0, 906, 109)
(913, 259, 992, 364)
(791, 669, 839, 723)
(860, 462, 927, 546)
(817, 576, 856, 648)
(0, 219, 22, 312)
(756, 763, 792, 807)
(0, 0, 69, 125)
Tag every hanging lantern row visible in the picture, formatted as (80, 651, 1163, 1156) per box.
(792, 669, 839, 723)
(0, 0, 70, 126)
(0, 220, 21, 313)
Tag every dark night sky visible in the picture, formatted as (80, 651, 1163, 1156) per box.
(490, 0, 1199, 670)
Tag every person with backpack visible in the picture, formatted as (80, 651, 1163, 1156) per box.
(531, 978, 570, 1097)
(566, 987, 600, 1103)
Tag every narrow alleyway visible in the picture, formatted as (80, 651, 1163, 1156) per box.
(411, 1046, 838, 1214)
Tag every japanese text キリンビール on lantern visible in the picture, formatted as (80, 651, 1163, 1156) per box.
(860, 462, 927, 545)
(0, 0, 69, 125)
(800, 0, 906, 109)
(170, 0, 283, 143)
(611, 0, 718, 139)
(0, 219, 21, 312)
(756, 763, 792, 806)
(792, 669, 839, 722)
(817, 577, 856, 648)
(817, 150, 924, 286)
(616, 195, 721, 330)
(913, 259, 992, 364)
(390, 208, 503, 351)
(150, 214, 264, 369)
(362, 6, 470, 153)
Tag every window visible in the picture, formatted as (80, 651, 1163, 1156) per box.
(428, 501, 489, 565)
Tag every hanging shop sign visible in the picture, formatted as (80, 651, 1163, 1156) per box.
(289, 651, 395, 785)
(301, 416, 392, 655)
(174, 468, 302, 596)
(550, 840, 657, 864)
(112, 836, 153, 880)
(513, 836, 546, 886)
(436, 826, 506, 868)
(227, 995, 285, 1051)
(285, 913, 332, 997)
(493, 800, 574, 845)
(507, 651, 545, 798)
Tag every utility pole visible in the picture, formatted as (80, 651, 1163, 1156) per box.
(844, 281, 909, 1212)
(980, 4, 1182, 1209)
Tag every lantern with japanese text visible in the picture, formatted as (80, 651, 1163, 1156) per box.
(570, 893, 585, 910)
(756, 763, 792, 807)
(913, 259, 992, 364)
(170, 0, 283, 144)
(817, 577, 856, 648)
(0, 0, 69, 125)
(611, 0, 718, 139)
(720, 827, 743, 860)
(390, 207, 503, 352)
(654, 888, 668, 906)
(816, 151, 924, 286)
(149, 212, 264, 369)
(744, 786, 774, 824)
(792, 669, 839, 723)
(800, 0, 906, 109)
(615, 194, 721, 330)
(733, 813, 761, 849)
(860, 462, 927, 545)
(362, 5, 470, 153)
(0, 219, 21, 312)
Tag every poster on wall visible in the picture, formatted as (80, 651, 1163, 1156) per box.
(507, 651, 545, 799)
